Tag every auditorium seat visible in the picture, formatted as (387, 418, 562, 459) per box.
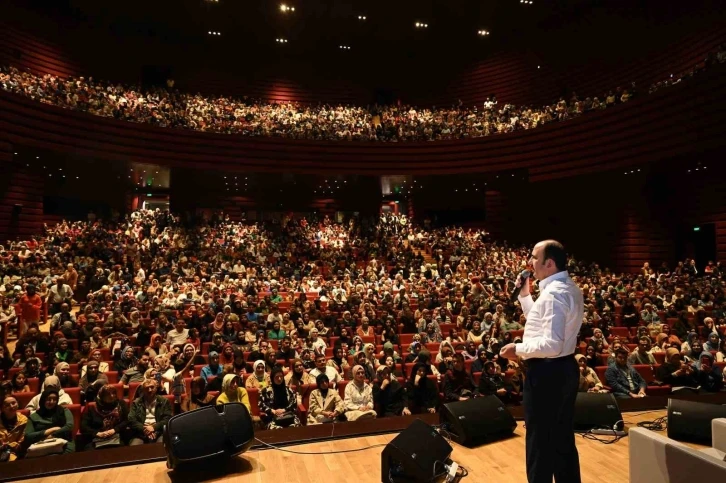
(12, 392, 34, 409)
(247, 388, 261, 416)
(27, 377, 39, 394)
(631, 364, 671, 396)
(653, 352, 666, 364)
(64, 387, 81, 404)
(337, 380, 349, 400)
(610, 327, 630, 339)
(103, 371, 119, 384)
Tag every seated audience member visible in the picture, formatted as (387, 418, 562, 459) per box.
(120, 353, 149, 391)
(128, 379, 172, 445)
(704, 331, 721, 352)
(717, 338, 726, 363)
(694, 352, 724, 393)
(216, 374, 251, 414)
(405, 363, 439, 414)
(404, 341, 422, 363)
(71, 340, 92, 364)
(246, 360, 271, 390)
(81, 384, 129, 450)
(44, 362, 76, 390)
(477, 360, 518, 403)
(26, 376, 73, 412)
(259, 368, 301, 429)
(275, 337, 296, 365)
(81, 350, 110, 378)
(51, 337, 75, 367)
(24, 389, 75, 453)
(13, 345, 36, 369)
(80, 361, 109, 402)
(684, 339, 704, 364)
(201, 351, 224, 383)
(575, 354, 606, 393)
(443, 353, 477, 402)
(309, 354, 343, 388)
(436, 342, 456, 374)
(114, 346, 136, 374)
(372, 365, 409, 417)
(655, 348, 699, 390)
(354, 351, 376, 381)
(344, 365, 377, 421)
(605, 348, 647, 398)
(470, 347, 488, 375)
(11, 372, 31, 393)
(1, 395, 27, 461)
(328, 346, 350, 379)
(145, 334, 169, 359)
(628, 336, 656, 365)
(307, 373, 344, 425)
(182, 377, 215, 412)
(285, 358, 315, 394)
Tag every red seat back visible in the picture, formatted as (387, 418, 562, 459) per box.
(104, 371, 119, 384)
(337, 380, 349, 400)
(246, 387, 260, 416)
(12, 392, 35, 409)
(64, 386, 81, 404)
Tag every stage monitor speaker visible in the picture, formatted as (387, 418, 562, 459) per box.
(439, 395, 517, 447)
(163, 402, 254, 469)
(668, 398, 726, 444)
(381, 418, 453, 483)
(573, 392, 623, 432)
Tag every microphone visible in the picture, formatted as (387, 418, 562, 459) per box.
(510, 270, 532, 301)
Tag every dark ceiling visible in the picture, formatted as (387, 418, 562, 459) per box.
(13, 0, 705, 63)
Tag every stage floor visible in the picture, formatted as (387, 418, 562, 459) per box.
(20, 410, 692, 483)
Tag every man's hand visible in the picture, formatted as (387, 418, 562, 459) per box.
(428, 408, 436, 414)
(274, 409, 286, 416)
(515, 273, 530, 298)
(497, 388, 507, 396)
(500, 343, 517, 360)
(380, 379, 389, 389)
(402, 407, 411, 416)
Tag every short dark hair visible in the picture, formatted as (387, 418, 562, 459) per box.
(615, 348, 629, 357)
(638, 336, 651, 344)
(542, 240, 567, 271)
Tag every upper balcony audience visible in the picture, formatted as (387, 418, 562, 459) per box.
(1, 44, 723, 142)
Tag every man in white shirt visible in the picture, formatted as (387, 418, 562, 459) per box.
(309, 354, 342, 388)
(166, 319, 189, 347)
(500, 240, 583, 483)
(48, 277, 74, 315)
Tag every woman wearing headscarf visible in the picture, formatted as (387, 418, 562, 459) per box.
(81, 350, 110, 378)
(219, 343, 236, 366)
(154, 355, 175, 394)
(405, 341, 422, 363)
(328, 345, 350, 379)
(1, 395, 27, 461)
(182, 376, 216, 412)
(114, 346, 136, 374)
(81, 384, 129, 449)
(307, 373, 344, 425)
(466, 321, 485, 347)
(704, 332, 721, 353)
(216, 374, 251, 414)
(470, 347, 488, 375)
(655, 348, 699, 389)
(575, 354, 606, 393)
(461, 341, 478, 361)
(694, 351, 724, 392)
(260, 367, 300, 429)
(245, 360, 271, 390)
(24, 389, 75, 453)
(442, 353, 476, 402)
(51, 338, 74, 367)
(343, 365, 377, 421)
(680, 331, 700, 354)
(145, 333, 168, 359)
(349, 336, 364, 357)
(405, 363, 439, 414)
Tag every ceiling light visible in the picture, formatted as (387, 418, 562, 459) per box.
(358, 15, 366, 20)
(415, 22, 428, 28)
(280, 4, 294, 12)
(276, 38, 288, 43)
(478, 30, 490, 36)
(339, 45, 351, 50)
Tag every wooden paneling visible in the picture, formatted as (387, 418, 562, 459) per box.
(0, 142, 44, 241)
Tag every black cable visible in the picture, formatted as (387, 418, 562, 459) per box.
(637, 416, 667, 432)
(580, 427, 624, 444)
(253, 437, 387, 455)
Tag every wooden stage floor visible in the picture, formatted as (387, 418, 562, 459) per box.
(19, 410, 684, 483)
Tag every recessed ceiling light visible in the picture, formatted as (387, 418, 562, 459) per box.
(358, 15, 367, 20)
(276, 38, 288, 43)
(280, 4, 294, 12)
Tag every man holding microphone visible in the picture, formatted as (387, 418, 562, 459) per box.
(500, 240, 583, 483)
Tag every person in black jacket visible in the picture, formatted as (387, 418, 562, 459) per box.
(655, 348, 699, 390)
(372, 366, 408, 417)
(81, 384, 130, 450)
(128, 379, 172, 445)
(405, 363, 439, 414)
(443, 353, 476, 402)
(694, 352, 724, 393)
(477, 361, 516, 404)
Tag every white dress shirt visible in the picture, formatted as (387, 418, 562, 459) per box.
(515, 271, 583, 360)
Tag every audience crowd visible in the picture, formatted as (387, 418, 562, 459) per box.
(0, 208, 725, 461)
(1, 44, 724, 142)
